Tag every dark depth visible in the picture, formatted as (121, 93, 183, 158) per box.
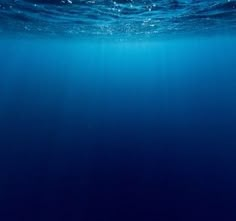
(0, 37, 236, 220)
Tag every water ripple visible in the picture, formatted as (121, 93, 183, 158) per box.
(0, 0, 236, 38)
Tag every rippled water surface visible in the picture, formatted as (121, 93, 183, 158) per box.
(0, 0, 236, 37)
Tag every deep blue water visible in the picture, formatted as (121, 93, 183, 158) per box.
(1, 1, 236, 221)
(0, 37, 236, 220)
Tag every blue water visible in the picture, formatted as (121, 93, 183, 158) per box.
(1, 1, 236, 221)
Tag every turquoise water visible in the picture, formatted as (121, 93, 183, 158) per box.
(0, 1, 236, 220)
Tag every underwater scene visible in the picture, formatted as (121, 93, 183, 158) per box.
(0, 0, 236, 220)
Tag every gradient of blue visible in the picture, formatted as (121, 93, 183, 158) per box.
(0, 36, 236, 220)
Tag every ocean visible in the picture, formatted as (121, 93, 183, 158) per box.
(0, 1, 236, 220)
